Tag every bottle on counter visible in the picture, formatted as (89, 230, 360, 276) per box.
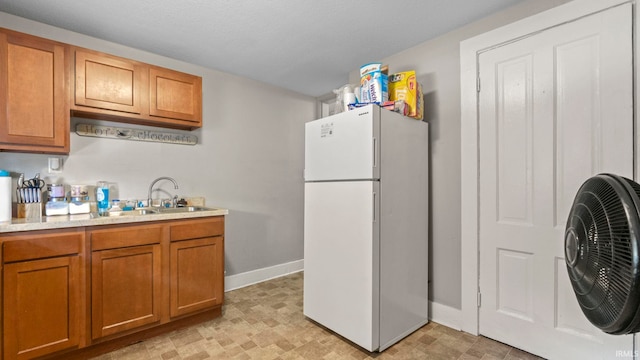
(108, 199, 122, 213)
(0, 170, 11, 223)
(96, 181, 110, 215)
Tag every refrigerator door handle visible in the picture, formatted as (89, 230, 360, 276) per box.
(373, 137, 378, 169)
(373, 191, 377, 222)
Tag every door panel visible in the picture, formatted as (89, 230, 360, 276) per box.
(304, 105, 379, 181)
(0, 30, 68, 152)
(91, 244, 162, 339)
(149, 66, 202, 124)
(4, 256, 80, 360)
(303, 181, 379, 351)
(74, 49, 144, 114)
(496, 249, 533, 321)
(478, 3, 633, 359)
(170, 237, 223, 318)
(495, 54, 534, 226)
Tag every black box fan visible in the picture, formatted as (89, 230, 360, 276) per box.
(565, 173, 640, 339)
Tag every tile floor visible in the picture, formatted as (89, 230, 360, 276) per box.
(92, 272, 543, 360)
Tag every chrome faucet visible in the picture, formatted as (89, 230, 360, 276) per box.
(147, 176, 179, 207)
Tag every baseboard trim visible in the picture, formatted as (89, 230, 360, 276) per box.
(224, 259, 304, 292)
(428, 301, 462, 331)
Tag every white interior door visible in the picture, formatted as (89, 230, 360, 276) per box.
(478, 3, 633, 359)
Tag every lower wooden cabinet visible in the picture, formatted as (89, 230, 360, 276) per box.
(89, 224, 163, 339)
(0, 216, 224, 360)
(169, 217, 224, 318)
(2, 230, 84, 360)
(91, 244, 162, 339)
(170, 237, 223, 317)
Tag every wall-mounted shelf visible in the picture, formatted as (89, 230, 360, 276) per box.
(75, 123, 197, 145)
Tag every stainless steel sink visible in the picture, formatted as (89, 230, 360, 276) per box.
(97, 208, 160, 217)
(157, 206, 213, 213)
(92, 206, 214, 218)
(130, 208, 160, 215)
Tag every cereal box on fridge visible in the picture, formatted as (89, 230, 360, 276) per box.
(360, 63, 388, 104)
(414, 82, 424, 121)
(389, 70, 419, 118)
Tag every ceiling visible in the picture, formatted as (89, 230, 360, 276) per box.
(0, 0, 526, 97)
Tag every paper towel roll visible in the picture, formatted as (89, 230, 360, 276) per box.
(0, 170, 11, 223)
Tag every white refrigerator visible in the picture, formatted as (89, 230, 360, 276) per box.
(303, 104, 429, 352)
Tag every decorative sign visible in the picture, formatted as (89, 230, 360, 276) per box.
(75, 123, 198, 145)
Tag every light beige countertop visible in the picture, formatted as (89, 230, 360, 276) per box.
(0, 207, 229, 233)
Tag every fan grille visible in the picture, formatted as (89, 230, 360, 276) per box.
(565, 174, 640, 334)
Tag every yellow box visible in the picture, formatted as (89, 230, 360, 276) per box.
(414, 82, 424, 121)
(389, 71, 418, 118)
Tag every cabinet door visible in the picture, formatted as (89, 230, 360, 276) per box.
(4, 256, 81, 360)
(91, 244, 162, 339)
(149, 66, 202, 125)
(75, 49, 145, 114)
(170, 236, 223, 317)
(0, 30, 69, 154)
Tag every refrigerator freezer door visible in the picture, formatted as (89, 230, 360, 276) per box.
(303, 181, 380, 351)
(304, 105, 380, 181)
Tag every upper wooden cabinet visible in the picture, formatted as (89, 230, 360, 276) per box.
(149, 66, 202, 123)
(72, 47, 202, 130)
(74, 49, 145, 115)
(0, 28, 203, 154)
(0, 29, 70, 154)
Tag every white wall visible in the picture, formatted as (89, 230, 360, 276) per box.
(0, 12, 316, 277)
(349, 0, 572, 312)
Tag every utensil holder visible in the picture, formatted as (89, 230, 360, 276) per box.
(14, 203, 43, 220)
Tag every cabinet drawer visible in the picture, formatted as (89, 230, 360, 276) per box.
(3, 231, 83, 263)
(170, 217, 224, 242)
(91, 224, 163, 251)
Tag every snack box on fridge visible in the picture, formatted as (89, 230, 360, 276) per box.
(389, 70, 418, 118)
(348, 100, 409, 116)
(414, 82, 424, 121)
(360, 63, 388, 104)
